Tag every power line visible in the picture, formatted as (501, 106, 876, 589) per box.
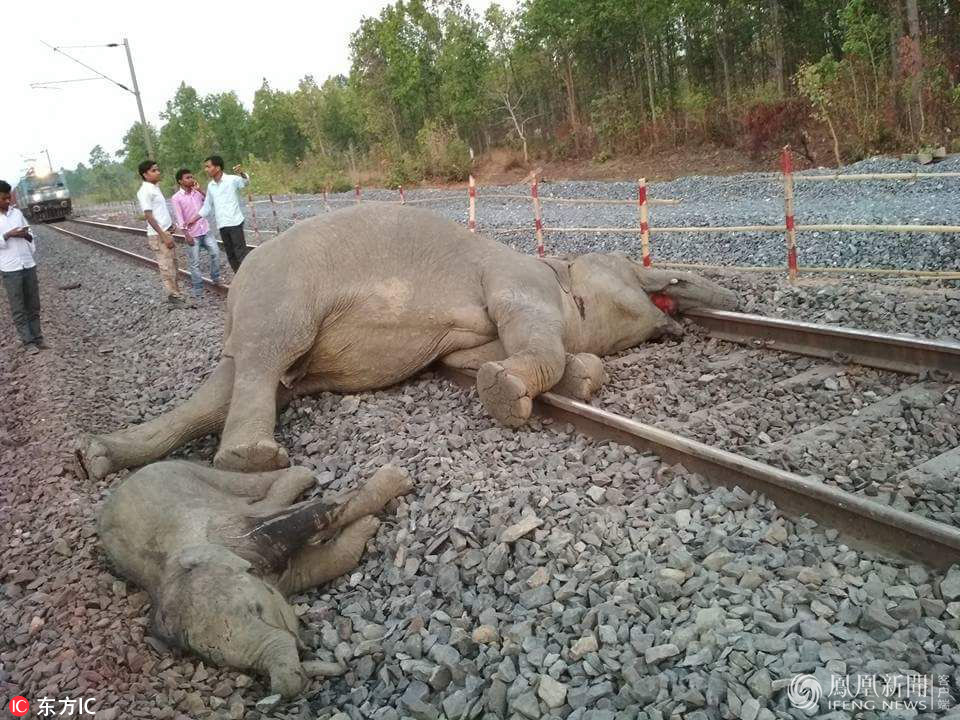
(39, 40, 132, 94)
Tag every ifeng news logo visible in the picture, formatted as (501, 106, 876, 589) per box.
(786, 673, 951, 712)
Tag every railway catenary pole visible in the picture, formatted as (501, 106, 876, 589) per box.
(122, 38, 154, 159)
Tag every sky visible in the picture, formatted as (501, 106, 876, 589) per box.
(2, 0, 515, 184)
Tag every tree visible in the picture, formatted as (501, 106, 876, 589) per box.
(202, 91, 250, 164)
(159, 83, 215, 172)
(118, 122, 160, 172)
(248, 79, 308, 162)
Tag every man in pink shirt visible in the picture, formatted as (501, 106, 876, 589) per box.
(171, 168, 222, 299)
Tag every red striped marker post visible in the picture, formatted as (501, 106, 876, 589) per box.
(399, 185, 406, 205)
(468, 175, 477, 232)
(354, 184, 361, 204)
(781, 146, 798, 283)
(269, 194, 281, 234)
(531, 174, 545, 257)
(638, 177, 652, 267)
(247, 191, 262, 241)
(289, 194, 300, 225)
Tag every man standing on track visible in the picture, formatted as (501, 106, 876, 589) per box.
(0, 180, 45, 354)
(171, 168, 221, 299)
(136, 160, 187, 307)
(188, 155, 250, 272)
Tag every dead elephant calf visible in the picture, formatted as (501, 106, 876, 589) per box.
(98, 460, 413, 698)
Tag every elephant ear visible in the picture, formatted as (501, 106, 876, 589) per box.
(176, 544, 253, 573)
(538, 256, 573, 295)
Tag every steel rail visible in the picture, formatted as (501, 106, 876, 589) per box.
(48, 222, 960, 566)
(64, 219, 960, 375)
(65, 217, 257, 250)
(686, 308, 960, 375)
(439, 367, 960, 568)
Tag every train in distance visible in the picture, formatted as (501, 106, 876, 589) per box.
(14, 168, 72, 222)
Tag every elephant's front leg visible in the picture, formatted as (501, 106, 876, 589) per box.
(476, 291, 567, 427)
(552, 353, 608, 402)
(215, 359, 290, 473)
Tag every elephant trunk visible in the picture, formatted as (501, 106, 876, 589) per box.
(257, 630, 307, 699)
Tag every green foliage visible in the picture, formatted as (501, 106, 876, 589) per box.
(416, 120, 471, 181)
(249, 80, 308, 163)
(796, 56, 841, 119)
(64, 0, 960, 201)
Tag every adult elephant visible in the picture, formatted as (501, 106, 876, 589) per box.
(77, 203, 737, 479)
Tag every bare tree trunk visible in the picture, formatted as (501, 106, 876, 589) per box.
(889, 0, 904, 130)
(643, 32, 657, 122)
(562, 54, 579, 132)
(770, 0, 785, 96)
(905, 0, 924, 138)
(715, 31, 733, 117)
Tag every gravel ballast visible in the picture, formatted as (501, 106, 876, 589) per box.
(79, 154, 960, 274)
(1, 220, 959, 718)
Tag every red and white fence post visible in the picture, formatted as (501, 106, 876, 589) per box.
(781, 146, 798, 283)
(247, 191, 262, 241)
(468, 175, 477, 232)
(269, 193, 281, 234)
(398, 185, 406, 205)
(354, 184, 361, 204)
(289, 193, 300, 225)
(637, 177, 652, 267)
(531, 173, 545, 257)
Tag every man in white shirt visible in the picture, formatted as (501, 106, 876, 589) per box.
(188, 155, 250, 272)
(136, 160, 186, 306)
(0, 180, 44, 354)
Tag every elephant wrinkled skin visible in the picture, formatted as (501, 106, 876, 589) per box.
(98, 460, 413, 698)
(77, 203, 737, 478)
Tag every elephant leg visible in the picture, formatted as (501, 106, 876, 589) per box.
(76, 359, 235, 480)
(214, 322, 316, 473)
(190, 465, 316, 507)
(276, 515, 382, 595)
(476, 304, 566, 428)
(440, 340, 505, 371)
(245, 465, 412, 570)
(552, 353, 608, 402)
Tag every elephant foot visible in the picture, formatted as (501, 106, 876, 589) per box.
(477, 361, 532, 428)
(341, 516, 382, 551)
(75, 434, 116, 481)
(215, 439, 290, 473)
(554, 353, 608, 401)
(365, 466, 415, 502)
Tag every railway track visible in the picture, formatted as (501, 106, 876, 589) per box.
(49, 220, 960, 568)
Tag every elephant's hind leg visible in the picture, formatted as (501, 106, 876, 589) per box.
(76, 359, 235, 480)
(277, 516, 382, 595)
(552, 353, 608, 401)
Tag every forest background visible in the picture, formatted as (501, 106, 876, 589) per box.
(61, 0, 960, 202)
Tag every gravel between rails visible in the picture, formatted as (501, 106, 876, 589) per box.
(2, 226, 960, 719)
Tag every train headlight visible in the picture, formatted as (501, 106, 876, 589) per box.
(55, 190, 67, 199)
(30, 193, 42, 203)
